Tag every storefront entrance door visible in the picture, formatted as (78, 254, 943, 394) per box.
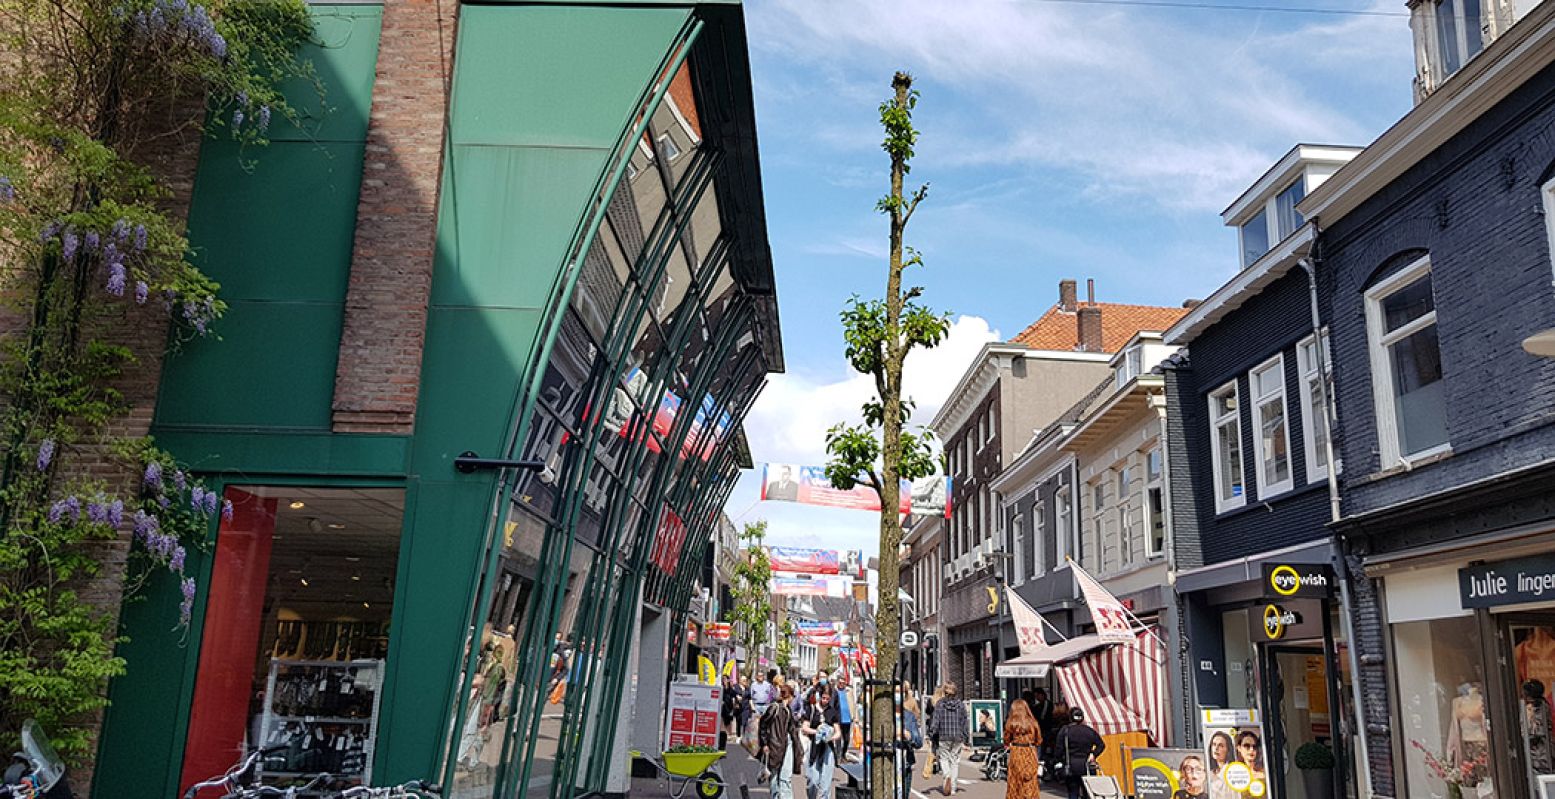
(1497, 612, 1555, 799)
(1262, 644, 1339, 799)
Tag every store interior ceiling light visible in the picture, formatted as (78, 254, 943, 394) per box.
(328, 523, 346, 530)
(299, 577, 309, 587)
(289, 501, 306, 509)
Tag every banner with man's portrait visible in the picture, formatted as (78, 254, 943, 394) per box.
(759, 463, 951, 518)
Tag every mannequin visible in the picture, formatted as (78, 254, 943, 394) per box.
(1448, 682, 1489, 782)
(1517, 627, 1555, 705)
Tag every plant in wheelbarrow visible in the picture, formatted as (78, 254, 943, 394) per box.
(1294, 742, 1336, 799)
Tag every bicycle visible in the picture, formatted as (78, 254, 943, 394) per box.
(335, 780, 441, 798)
(182, 747, 327, 799)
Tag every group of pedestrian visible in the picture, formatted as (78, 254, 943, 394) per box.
(750, 668, 859, 799)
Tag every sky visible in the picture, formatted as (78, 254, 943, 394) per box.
(722, 0, 1420, 563)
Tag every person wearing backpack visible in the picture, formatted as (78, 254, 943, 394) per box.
(760, 683, 805, 799)
(1053, 707, 1105, 799)
(927, 682, 969, 796)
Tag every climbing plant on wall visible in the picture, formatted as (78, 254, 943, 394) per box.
(0, 0, 315, 760)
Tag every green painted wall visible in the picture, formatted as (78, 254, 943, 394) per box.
(154, 5, 381, 433)
(375, 5, 693, 783)
(95, 8, 384, 798)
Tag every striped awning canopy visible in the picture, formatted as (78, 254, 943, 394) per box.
(1053, 628, 1170, 746)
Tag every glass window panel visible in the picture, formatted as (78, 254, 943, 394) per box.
(1394, 616, 1494, 799)
(1242, 210, 1270, 267)
(1146, 448, 1162, 482)
(1275, 177, 1305, 240)
(1307, 374, 1330, 472)
(1382, 275, 1435, 333)
(1147, 487, 1164, 556)
(1259, 400, 1290, 486)
(182, 487, 404, 795)
(1216, 391, 1239, 417)
(1218, 418, 1244, 501)
(1390, 324, 1448, 455)
(1437, 0, 1464, 74)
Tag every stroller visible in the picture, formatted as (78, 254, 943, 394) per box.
(980, 743, 1008, 781)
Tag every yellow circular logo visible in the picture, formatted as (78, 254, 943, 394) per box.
(1249, 779, 1267, 797)
(1263, 604, 1289, 640)
(1222, 762, 1253, 792)
(1270, 565, 1302, 596)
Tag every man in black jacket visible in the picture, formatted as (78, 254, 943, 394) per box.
(1053, 707, 1105, 799)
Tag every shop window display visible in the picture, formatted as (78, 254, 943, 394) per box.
(1394, 616, 1495, 799)
(180, 487, 404, 797)
(1513, 625, 1555, 792)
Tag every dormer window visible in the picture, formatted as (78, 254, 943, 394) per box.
(1411, 0, 1510, 98)
(1115, 345, 1144, 388)
(1274, 177, 1305, 241)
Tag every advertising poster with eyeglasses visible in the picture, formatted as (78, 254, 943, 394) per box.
(1125, 748, 1204, 799)
(1200, 709, 1271, 799)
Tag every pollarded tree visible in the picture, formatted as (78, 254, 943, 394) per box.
(729, 520, 773, 667)
(823, 71, 950, 792)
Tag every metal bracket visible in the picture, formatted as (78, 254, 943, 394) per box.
(453, 451, 546, 475)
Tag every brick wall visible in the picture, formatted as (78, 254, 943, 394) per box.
(331, 0, 455, 434)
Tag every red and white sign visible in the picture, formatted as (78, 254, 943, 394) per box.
(1071, 560, 1136, 643)
(1008, 587, 1054, 656)
(705, 622, 732, 641)
(665, 682, 721, 749)
(649, 507, 688, 575)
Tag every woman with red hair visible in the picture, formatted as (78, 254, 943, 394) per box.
(1004, 700, 1043, 799)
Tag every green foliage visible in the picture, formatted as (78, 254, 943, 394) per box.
(728, 521, 772, 663)
(0, 0, 317, 763)
(774, 619, 795, 673)
(1295, 741, 1335, 770)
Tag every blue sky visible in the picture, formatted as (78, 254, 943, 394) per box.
(723, 0, 1419, 560)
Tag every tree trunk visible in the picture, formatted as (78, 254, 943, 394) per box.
(869, 71, 914, 797)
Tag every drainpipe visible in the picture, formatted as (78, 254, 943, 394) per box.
(1298, 249, 1374, 799)
(1150, 387, 1191, 745)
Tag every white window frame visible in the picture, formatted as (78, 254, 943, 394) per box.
(1055, 486, 1072, 567)
(1297, 331, 1339, 483)
(1249, 353, 1295, 498)
(1543, 175, 1555, 281)
(1089, 478, 1107, 570)
(1365, 256, 1451, 465)
(1145, 447, 1165, 558)
(1116, 465, 1134, 565)
(656, 133, 681, 161)
(1011, 512, 1025, 587)
(1032, 499, 1046, 579)
(1209, 381, 1246, 513)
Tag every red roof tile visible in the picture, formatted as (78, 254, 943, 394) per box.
(1011, 302, 1191, 353)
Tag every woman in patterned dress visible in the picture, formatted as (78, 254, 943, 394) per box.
(1004, 700, 1043, 799)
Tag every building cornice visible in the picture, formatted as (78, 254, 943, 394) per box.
(1299, 0, 1555, 226)
(931, 344, 1111, 438)
(1061, 375, 1163, 450)
(1164, 224, 1316, 347)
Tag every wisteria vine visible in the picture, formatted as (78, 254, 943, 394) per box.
(0, 0, 316, 761)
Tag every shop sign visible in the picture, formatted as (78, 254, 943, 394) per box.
(1246, 599, 1322, 642)
(1261, 563, 1333, 599)
(649, 506, 688, 575)
(1459, 553, 1555, 609)
(1199, 709, 1271, 799)
(1126, 748, 1205, 799)
(664, 681, 720, 749)
(705, 622, 732, 641)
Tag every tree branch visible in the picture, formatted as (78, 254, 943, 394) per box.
(902, 183, 929, 226)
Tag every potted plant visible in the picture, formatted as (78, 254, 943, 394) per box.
(1295, 742, 1336, 799)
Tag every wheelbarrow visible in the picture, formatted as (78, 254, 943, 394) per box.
(630, 749, 726, 799)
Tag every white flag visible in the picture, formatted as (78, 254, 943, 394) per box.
(1007, 588, 1054, 657)
(1071, 560, 1135, 643)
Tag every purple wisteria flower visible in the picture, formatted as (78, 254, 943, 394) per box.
(190, 485, 205, 511)
(0, 176, 13, 203)
(203, 490, 219, 515)
(170, 545, 186, 572)
(158, 494, 170, 509)
(179, 577, 197, 623)
(86, 501, 107, 524)
(63, 496, 81, 523)
(133, 224, 147, 251)
(173, 469, 187, 491)
(257, 106, 272, 133)
(39, 222, 60, 242)
(83, 231, 100, 253)
(108, 499, 124, 528)
(48, 500, 67, 524)
(132, 509, 158, 540)
(36, 439, 54, 471)
(236, 90, 248, 106)
(134, 281, 149, 305)
(143, 461, 162, 490)
(112, 219, 128, 241)
(232, 108, 244, 131)
(221, 498, 233, 522)
(103, 242, 119, 264)
(107, 262, 127, 296)
(61, 231, 78, 261)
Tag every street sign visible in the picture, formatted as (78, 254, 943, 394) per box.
(900, 630, 919, 648)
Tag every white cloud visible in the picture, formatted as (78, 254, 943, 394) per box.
(749, 0, 1413, 212)
(743, 314, 1000, 467)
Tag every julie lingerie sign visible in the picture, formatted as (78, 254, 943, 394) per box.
(1460, 552, 1555, 609)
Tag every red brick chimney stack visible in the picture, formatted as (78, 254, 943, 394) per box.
(1059, 279, 1077, 312)
(1077, 280, 1102, 352)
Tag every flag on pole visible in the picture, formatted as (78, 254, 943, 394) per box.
(698, 655, 718, 685)
(1007, 587, 1055, 656)
(1070, 559, 1136, 643)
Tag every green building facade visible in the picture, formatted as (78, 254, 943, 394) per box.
(93, 3, 780, 798)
